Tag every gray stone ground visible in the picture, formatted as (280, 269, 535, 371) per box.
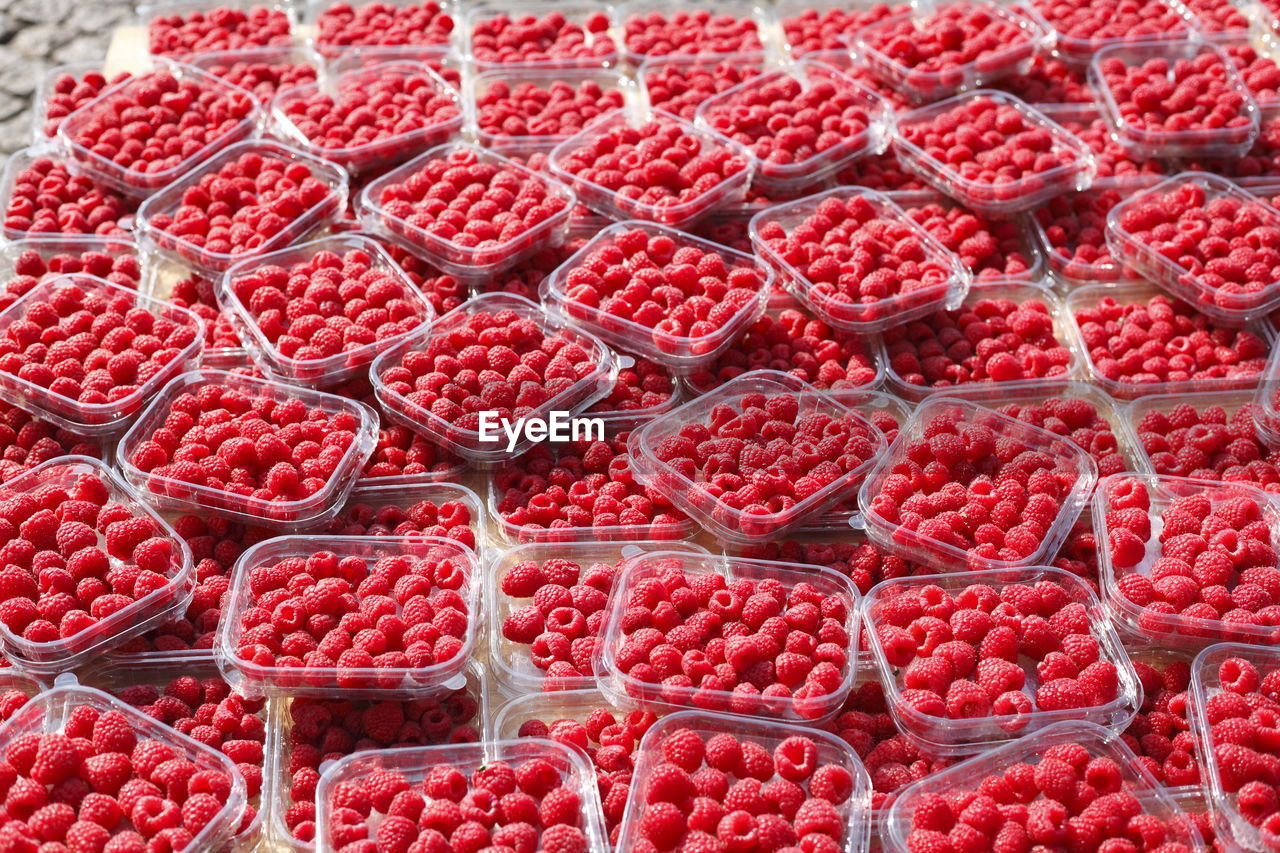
(0, 0, 134, 155)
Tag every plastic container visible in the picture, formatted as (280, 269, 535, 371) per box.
(776, 0, 910, 58)
(0, 274, 204, 437)
(268, 61, 462, 176)
(141, 257, 250, 369)
(1032, 187, 1144, 286)
(1091, 41, 1261, 159)
(1094, 473, 1280, 647)
(892, 90, 1096, 217)
(116, 369, 377, 529)
(1064, 281, 1275, 400)
(219, 234, 437, 386)
(1029, 0, 1196, 66)
(615, 0, 778, 65)
(465, 0, 621, 69)
(492, 686, 639, 736)
(370, 293, 618, 464)
(856, 397, 1099, 571)
(1124, 388, 1270, 473)
(486, 541, 710, 695)
(749, 186, 970, 334)
(849, 1, 1049, 103)
(0, 233, 140, 290)
(326, 43, 464, 91)
(1104, 173, 1280, 324)
(584, 355, 686, 433)
(135, 139, 348, 277)
(264, 662, 487, 853)
(187, 44, 323, 103)
(357, 141, 576, 281)
(467, 67, 638, 156)
(137, 0, 297, 56)
(1036, 102, 1172, 189)
(315, 738, 607, 853)
(881, 720, 1203, 851)
(877, 282, 1082, 402)
(864, 569, 1140, 756)
(629, 370, 887, 544)
(0, 456, 194, 675)
(1188, 642, 1280, 853)
(635, 51, 773, 120)
(540, 220, 773, 371)
(57, 59, 262, 198)
(333, 479, 485, 550)
(619, 710, 872, 853)
(31, 62, 121, 143)
(217, 534, 479, 699)
(0, 685, 247, 848)
(695, 60, 892, 193)
(596, 549, 862, 721)
(304, 0, 462, 59)
(547, 107, 753, 230)
(0, 146, 139, 242)
(77, 653, 269, 853)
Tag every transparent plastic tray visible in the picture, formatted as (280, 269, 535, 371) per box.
(326, 43, 464, 91)
(187, 44, 323, 103)
(615, 0, 778, 65)
(31, 61, 128, 143)
(0, 233, 140, 291)
(1188, 642, 1280, 853)
(333, 479, 485, 551)
(464, 0, 621, 69)
(877, 282, 1081, 402)
(1037, 102, 1172, 188)
(0, 146, 139, 241)
(0, 685, 248, 849)
(1064, 280, 1274, 400)
(357, 141, 576, 281)
(1091, 41, 1261, 159)
(585, 355, 686, 432)
(695, 59, 891, 193)
(547, 107, 753, 230)
(0, 456, 195, 674)
(371, 292, 617, 463)
(138, 0, 297, 57)
(596, 549, 862, 722)
(1105, 172, 1280, 324)
(849, 1, 1049, 103)
(135, 139, 348, 277)
(863, 568, 1140, 756)
(1032, 187, 1143, 286)
(776, 0, 909, 58)
(216, 534, 479, 699)
(116, 368, 377, 530)
(1125, 388, 1271, 475)
(140, 256, 250, 369)
(618, 710, 872, 853)
(629, 370, 887, 544)
(881, 720, 1202, 851)
(268, 61, 462, 176)
(485, 541, 710, 696)
(856, 396, 1099, 571)
(57, 58, 262, 198)
(1094, 473, 1280, 647)
(540, 220, 773, 371)
(0, 274, 204, 437)
(304, 0, 462, 59)
(635, 51, 772, 120)
(220, 233, 437, 387)
(749, 186, 970, 334)
(1028, 0, 1196, 66)
(492, 685, 640, 736)
(77, 653, 269, 852)
(467, 66, 637, 156)
(892, 90, 1096, 217)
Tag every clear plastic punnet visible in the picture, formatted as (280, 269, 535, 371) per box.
(304, 0, 462, 60)
(0, 685, 248, 850)
(0, 274, 204, 437)
(56, 58, 262, 198)
(486, 541, 711, 696)
(614, 0, 778, 65)
(0, 146, 139, 242)
(141, 256, 250, 369)
(892, 90, 1097, 217)
(1064, 281, 1275, 401)
(357, 141, 576, 281)
(596, 549, 863, 722)
(1091, 41, 1262, 159)
(881, 720, 1204, 852)
(1188, 642, 1280, 853)
(856, 397, 1099, 572)
(1254, 342, 1280, 447)
(1104, 172, 1280, 324)
(31, 62, 128, 143)
(492, 686, 639, 737)
(116, 369, 378, 530)
(862, 569, 1141, 756)
(333, 480, 485, 551)
(268, 61, 462, 176)
(749, 186, 970, 334)
(467, 67, 636, 156)
(628, 370, 887, 544)
(0, 456, 195, 675)
(849, 1, 1050, 103)
(135, 139, 348, 277)
(216, 534, 480, 700)
(694, 59, 892, 193)
(137, 0, 297, 57)
(540, 220, 774, 371)
(618, 710, 873, 853)
(370, 292, 618, 464)
(547, 107, 754, 230)
(1027, 0, 1196, 67)
(219, 233, 437, 387)
(187, 44, 323, 103)
(1033, 187, 1144, 286)
(315, 738, 608, 853)
(464, 0, 621, 69)
(1125, 388, 1274, 474)
(0, 233, 141, 296)
(1093, 473, 1280, 648)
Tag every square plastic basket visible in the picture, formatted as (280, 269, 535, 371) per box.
(464, 0, 621, 69)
